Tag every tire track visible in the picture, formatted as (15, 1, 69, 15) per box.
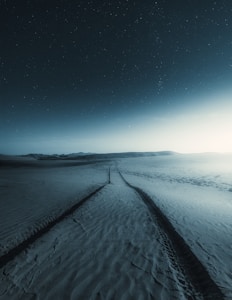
(0, 169, 111, 269)
(119, 171, 225, 300)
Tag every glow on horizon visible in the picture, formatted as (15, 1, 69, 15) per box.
(160, 93, 232, 153)
(3, 112, 232, 155)
(41, 108, 231, 154)
(99, 94, 232, 154)
(2, 92, 232, 155)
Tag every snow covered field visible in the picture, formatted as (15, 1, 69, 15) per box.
(0, 153, 231, 299)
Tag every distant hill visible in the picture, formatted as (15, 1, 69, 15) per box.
(0, 151, 177, 168)
(28, 151, 177, 160)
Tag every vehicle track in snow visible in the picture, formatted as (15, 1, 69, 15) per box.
(0, 170, 184, 299)
(0, 166, 226, 299)
(0, 170, 111, 269)
(119, 171, 225, 300)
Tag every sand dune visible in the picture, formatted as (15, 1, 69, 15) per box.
(1, 171, 182, 299)
(0, 154, 231, 299)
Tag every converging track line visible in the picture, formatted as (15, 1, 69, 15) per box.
(119, 171, 225, 300)
(0, 169, 111, 269)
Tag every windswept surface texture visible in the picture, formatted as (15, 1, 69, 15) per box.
(0, 158, 108, 256)
(0, 154, 231, 299)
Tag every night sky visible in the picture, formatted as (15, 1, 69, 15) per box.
(1, 0, 232, 154)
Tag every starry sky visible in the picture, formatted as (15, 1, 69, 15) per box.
(1, 0, 232, 154)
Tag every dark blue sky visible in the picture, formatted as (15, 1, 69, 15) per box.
(1, 0, 232, 154)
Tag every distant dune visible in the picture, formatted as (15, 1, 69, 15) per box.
(24, 151, 177, 160)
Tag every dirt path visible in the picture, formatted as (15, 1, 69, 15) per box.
(0, 169, 225, 299)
